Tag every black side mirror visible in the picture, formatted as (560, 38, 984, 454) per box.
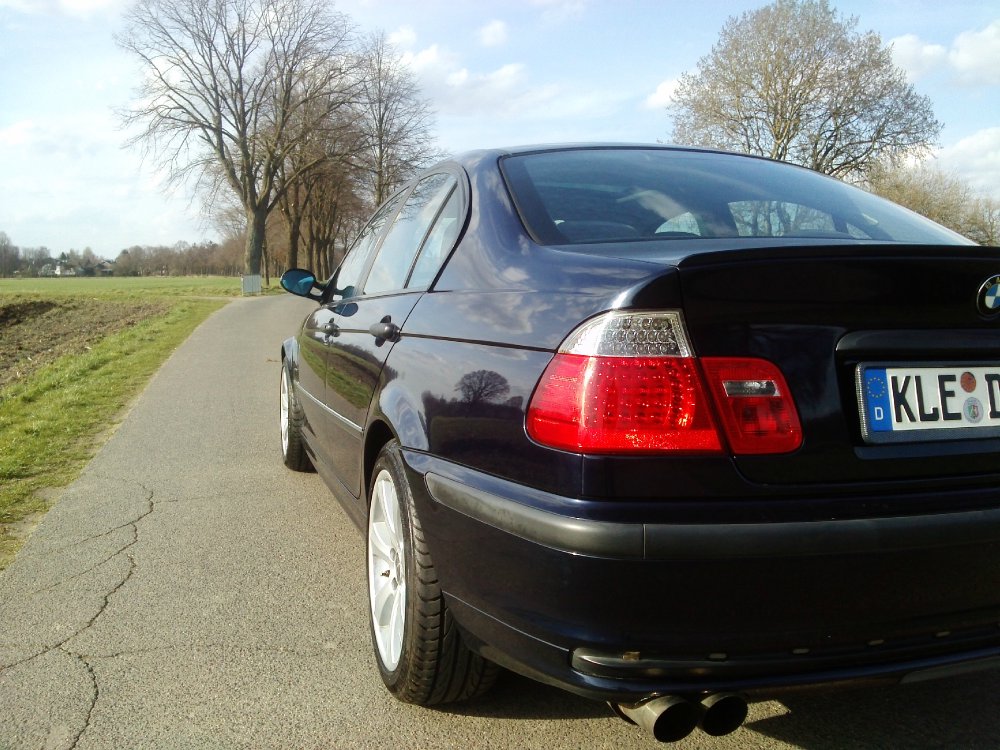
(280, 268, 323, 300)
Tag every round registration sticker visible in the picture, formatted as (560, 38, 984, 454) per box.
(961, 371, 977, 393)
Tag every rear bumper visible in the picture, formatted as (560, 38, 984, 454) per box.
(403, 450, 1000, 702)
(424, 470, 1000, 561)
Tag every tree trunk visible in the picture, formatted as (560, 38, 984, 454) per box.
(287, 215, 302, 270)
(244, 207, 268, 275)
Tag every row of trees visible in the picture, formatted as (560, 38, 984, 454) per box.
(0, 236, 107, 277)
(118, 0, 436, 279)
(0, 233, 247, 278)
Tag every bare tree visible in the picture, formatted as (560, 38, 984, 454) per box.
(455, 370, 510, 405)
(117, 0, 359, 275)
(671, 0, 940, 180)
(277, 106, 366, 269)
(868, 164, 970, 228)
(0, 232, 18, 277)
(359, 31, 438, 206)
(967, 197, 1000, 246)
(868, 163, 1000, 245)
(303, 160, 367, 278)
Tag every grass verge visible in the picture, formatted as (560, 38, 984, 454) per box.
(0, 297, 226, 569)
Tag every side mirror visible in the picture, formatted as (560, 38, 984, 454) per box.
(280, 268, 323, 299)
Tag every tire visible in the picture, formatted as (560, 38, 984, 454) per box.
(279, 364, 312, 471)
(366, 440, 498, 705)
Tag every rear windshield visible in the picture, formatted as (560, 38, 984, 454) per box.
(500, 148, 971, 247)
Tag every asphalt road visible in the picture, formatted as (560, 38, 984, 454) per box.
(3, 294, 1000, 750)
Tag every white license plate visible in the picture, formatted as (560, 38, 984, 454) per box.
(857, 365, 1000, 444)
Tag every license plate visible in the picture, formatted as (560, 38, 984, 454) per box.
(857, 364, 1000, 444)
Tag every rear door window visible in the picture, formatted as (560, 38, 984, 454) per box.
(364, 173, 455, 296)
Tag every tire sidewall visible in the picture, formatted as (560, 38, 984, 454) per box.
(279, 361, 310, 470)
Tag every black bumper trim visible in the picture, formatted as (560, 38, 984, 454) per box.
(424, 470, 1000, 561)
(426, 472, 643, 559)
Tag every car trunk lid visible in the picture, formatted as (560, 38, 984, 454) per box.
(672, 243, 1000, 485)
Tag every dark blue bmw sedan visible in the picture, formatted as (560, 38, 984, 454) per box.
(279, 144, 1000, 743)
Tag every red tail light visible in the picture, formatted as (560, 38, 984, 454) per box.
(700, 358, 802, 454)
(526, 311, 802, 456)
(526, 354, 723, 453)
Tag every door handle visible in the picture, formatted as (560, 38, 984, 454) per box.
(369, 317, 400, 343)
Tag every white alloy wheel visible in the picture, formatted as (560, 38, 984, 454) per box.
(368, 468, 406, 671)
(280, 368, 291, 455)
(366, 441, 497, 704)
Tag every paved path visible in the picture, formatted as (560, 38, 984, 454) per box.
(2, 295, 999, 749)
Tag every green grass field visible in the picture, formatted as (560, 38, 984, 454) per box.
(0, 275, 275, 298)
(0, 277, 241, 569)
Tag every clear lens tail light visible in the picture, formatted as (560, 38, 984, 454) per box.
(526, 311, 802, 456)
(700, 358, 802, 454)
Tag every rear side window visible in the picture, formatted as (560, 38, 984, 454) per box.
(364, 173, 455, 296)
(501, 148, 971, 247)
(407, 187, 462, 289)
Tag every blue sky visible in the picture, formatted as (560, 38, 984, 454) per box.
(1, 0, 998, 256)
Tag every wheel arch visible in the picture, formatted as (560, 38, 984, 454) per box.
(364, 419, 396, 505)
(364, 378, 430, 505)
(280, 336, 298, 370)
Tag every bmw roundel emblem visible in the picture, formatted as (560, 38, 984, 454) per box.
(978, 275, 1000, 315)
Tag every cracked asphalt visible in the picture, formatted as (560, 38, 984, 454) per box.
(3, 294, 1000, 750)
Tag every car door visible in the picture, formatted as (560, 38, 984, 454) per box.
(321, 171, 460, 505)
(296, 196, 403, 477)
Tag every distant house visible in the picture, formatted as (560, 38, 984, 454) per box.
(54, 262, 76, 277)
(39, 264, 55, 277)
(95, 260, 115, 276)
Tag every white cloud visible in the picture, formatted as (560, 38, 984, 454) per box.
(400, 41, 559, 118)
(891, 20, 1000, 86)
(890, 34, 947, 82)
(0, 120, 37, 147)
(58, 0, 120, 14)
(478, 20, 508, 48)
(529, 0, 587, 24)
(644, 79, 678, 110)
(444, 62, 559, 117)
(400, 43, 458, 78)
(936, 127, 1000, 199)
(388, 25, 417, 51)
(0, 0, 122, 15)
(949, 20, 1000, 85)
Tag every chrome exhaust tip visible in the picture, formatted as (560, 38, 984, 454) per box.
(613, 695, 702, 743)
(698, 692, 748, 737)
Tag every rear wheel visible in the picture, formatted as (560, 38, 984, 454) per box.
(279, 364, 312, 471)
(367, 440, 497, 705)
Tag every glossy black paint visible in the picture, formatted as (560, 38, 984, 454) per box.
(281, 144, 1000, 703)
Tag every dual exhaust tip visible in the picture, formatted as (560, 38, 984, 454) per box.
(614, 693, 748, 743)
